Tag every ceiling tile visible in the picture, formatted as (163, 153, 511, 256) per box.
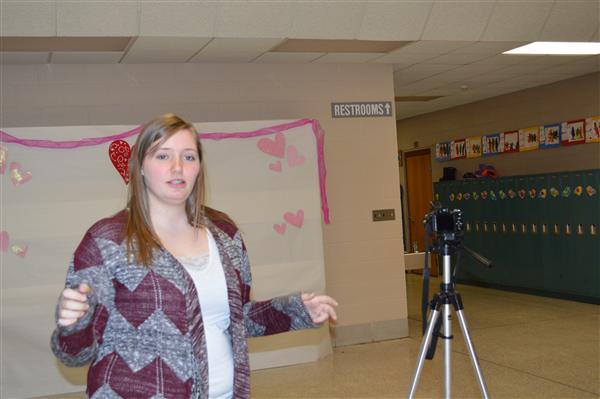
(473, 54, 544, 65)
(122, 37, 211, 63)
(51, 52, 123, 64)
(1, 1, 55, 36)
(190, 38, 282, 63)
(289, 3, 365, 39)
(422, 2, 496, 41)
(57, 2, 138, 36)
(0, 52, 48, 64)
(140, 2, 217, 37)
(538, 56, 600, 74)
(254, 52, 324, 64)
(425, 52, 492, 65)
(395, 40, 474, 54)
(357, 2, 433, 40)
(396, 63, 459, 75)
(313, 53, 385, 63)
(540, 1, 600, 41)
(481, 1, 554, 41)
(371, 52, 438, 64)
(452, 41, 530, 55)
(216, 3, 292, 37)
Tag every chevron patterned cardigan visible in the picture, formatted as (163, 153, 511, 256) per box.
(51, 210, 316, 399)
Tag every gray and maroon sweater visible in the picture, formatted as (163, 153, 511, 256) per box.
(51, 209, 316, 399)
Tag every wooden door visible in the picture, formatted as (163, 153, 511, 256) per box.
(405, 149, 437, 274)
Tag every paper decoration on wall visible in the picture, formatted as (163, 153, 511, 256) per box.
(463, 192, 471, 200)
(0, 146, 7, 174)
(10, 244, 28, 258)
(9, 162, 32, 186)
(0, 230, 28, 258)
(482, 133, 502, 156)
(586, 185, 596, 196)
(518, 126, 539, 151)
(284, 210, 304, 228)
(529, 188, 537, 199)
(435, 141, 451, 161)
(540, 124, 561, 149)
(503, 131, 519, 153)
(0, 231, 8, 252)
(108, 140, 131, 184)
(550, 187, 559, 197)
(268, 160, 282, 172)
(574, 186, 583, 196)
(561, 119, 585, 145)
(286, 145, 305, 168)
(538, 188, 547, 198)
(257, 132, 285, 158)
(450, 139, 466, 159)
(507, 189, 516, 199)
(466, 136, 482, 158)
(273, 223, 286, 235)
(481, 191, 488, 200)
(585, 116, 600, 143)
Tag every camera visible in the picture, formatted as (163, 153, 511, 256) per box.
(423, 203, 464, 250)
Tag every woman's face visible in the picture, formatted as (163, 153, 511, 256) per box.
(141, 129, 201, 208)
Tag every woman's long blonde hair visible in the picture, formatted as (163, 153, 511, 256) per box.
(126, 113, 206, 266)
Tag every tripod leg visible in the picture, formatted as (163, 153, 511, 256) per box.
(455, 310, 490, 399)
(408, 308, 441, 399)
(443, 303, 452, 399)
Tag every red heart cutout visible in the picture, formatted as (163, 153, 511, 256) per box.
(109, 140, 131, 184)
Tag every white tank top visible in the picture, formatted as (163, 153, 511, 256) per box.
(177, 229, 233, 399)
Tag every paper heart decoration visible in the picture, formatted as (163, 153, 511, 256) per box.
(269, 160, 282, 172)
(0, 231, 8, 252)
(284, 210, 304, 228)
(287, 145, 305, 167)
(9, 162, 32, 186)
(273, 223, 287, 235)
(518, 190, 526, 199)
(109, 140, 131, 184)
(257, 132, 285, 158)
(0, 146, 7, 174)
(10, 244, 28, 258)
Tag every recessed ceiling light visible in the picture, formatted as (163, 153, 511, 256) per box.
(0, 37, 131, 52)
(503, 42, 600, 55)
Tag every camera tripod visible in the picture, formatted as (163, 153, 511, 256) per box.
(407, 243, 490, 399)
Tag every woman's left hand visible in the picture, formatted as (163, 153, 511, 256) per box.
(301, 293, 338, 324)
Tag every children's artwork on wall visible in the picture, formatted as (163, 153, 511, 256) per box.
(450, 139, 467, 159)
(585, 116, 600, 143)
(502, 131, 519, 153)
(540, 123, 561, 149)
(518, 126, 539, 151)
(435, 141, 451, 161)
(561, 119, 586, 145)
(482, 133, 502, 156)
(466, 136, 482, 158)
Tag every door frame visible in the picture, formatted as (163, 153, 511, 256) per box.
(404, 148, 434, 247)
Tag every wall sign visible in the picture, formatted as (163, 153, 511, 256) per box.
(331, 101, 393, 118)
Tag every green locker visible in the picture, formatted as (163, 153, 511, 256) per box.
(544, 173, 563, 293)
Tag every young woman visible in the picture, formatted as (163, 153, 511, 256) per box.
(51, 114, 337, 399)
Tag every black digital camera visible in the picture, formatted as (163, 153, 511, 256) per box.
(423, 203, 464, 249)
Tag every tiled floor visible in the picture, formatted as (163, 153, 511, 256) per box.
(35, 273, 599, 398)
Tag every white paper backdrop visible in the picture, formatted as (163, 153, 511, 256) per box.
(1, 119, 329, 398)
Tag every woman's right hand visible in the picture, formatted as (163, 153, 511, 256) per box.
(58, 283, 91, 327)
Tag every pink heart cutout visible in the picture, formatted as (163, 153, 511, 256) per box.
(11, 244, 28, 258)
(0, 146, 7, 175)
(9, 162, 32, 186)
(273, 223, 287, 235)
(284, 210, 304, 228)
(0, 231, 9, 252)
(269, 160, 282, 172)
(287, 145, 305, 168)
(257, 132, 285, 158)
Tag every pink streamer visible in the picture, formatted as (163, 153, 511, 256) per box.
(0, 125, 143, 149)
(0, 119, 330, 224)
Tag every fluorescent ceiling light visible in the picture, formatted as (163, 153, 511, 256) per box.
(503, 42, 600, 55)
(272, 39, 412, 53)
